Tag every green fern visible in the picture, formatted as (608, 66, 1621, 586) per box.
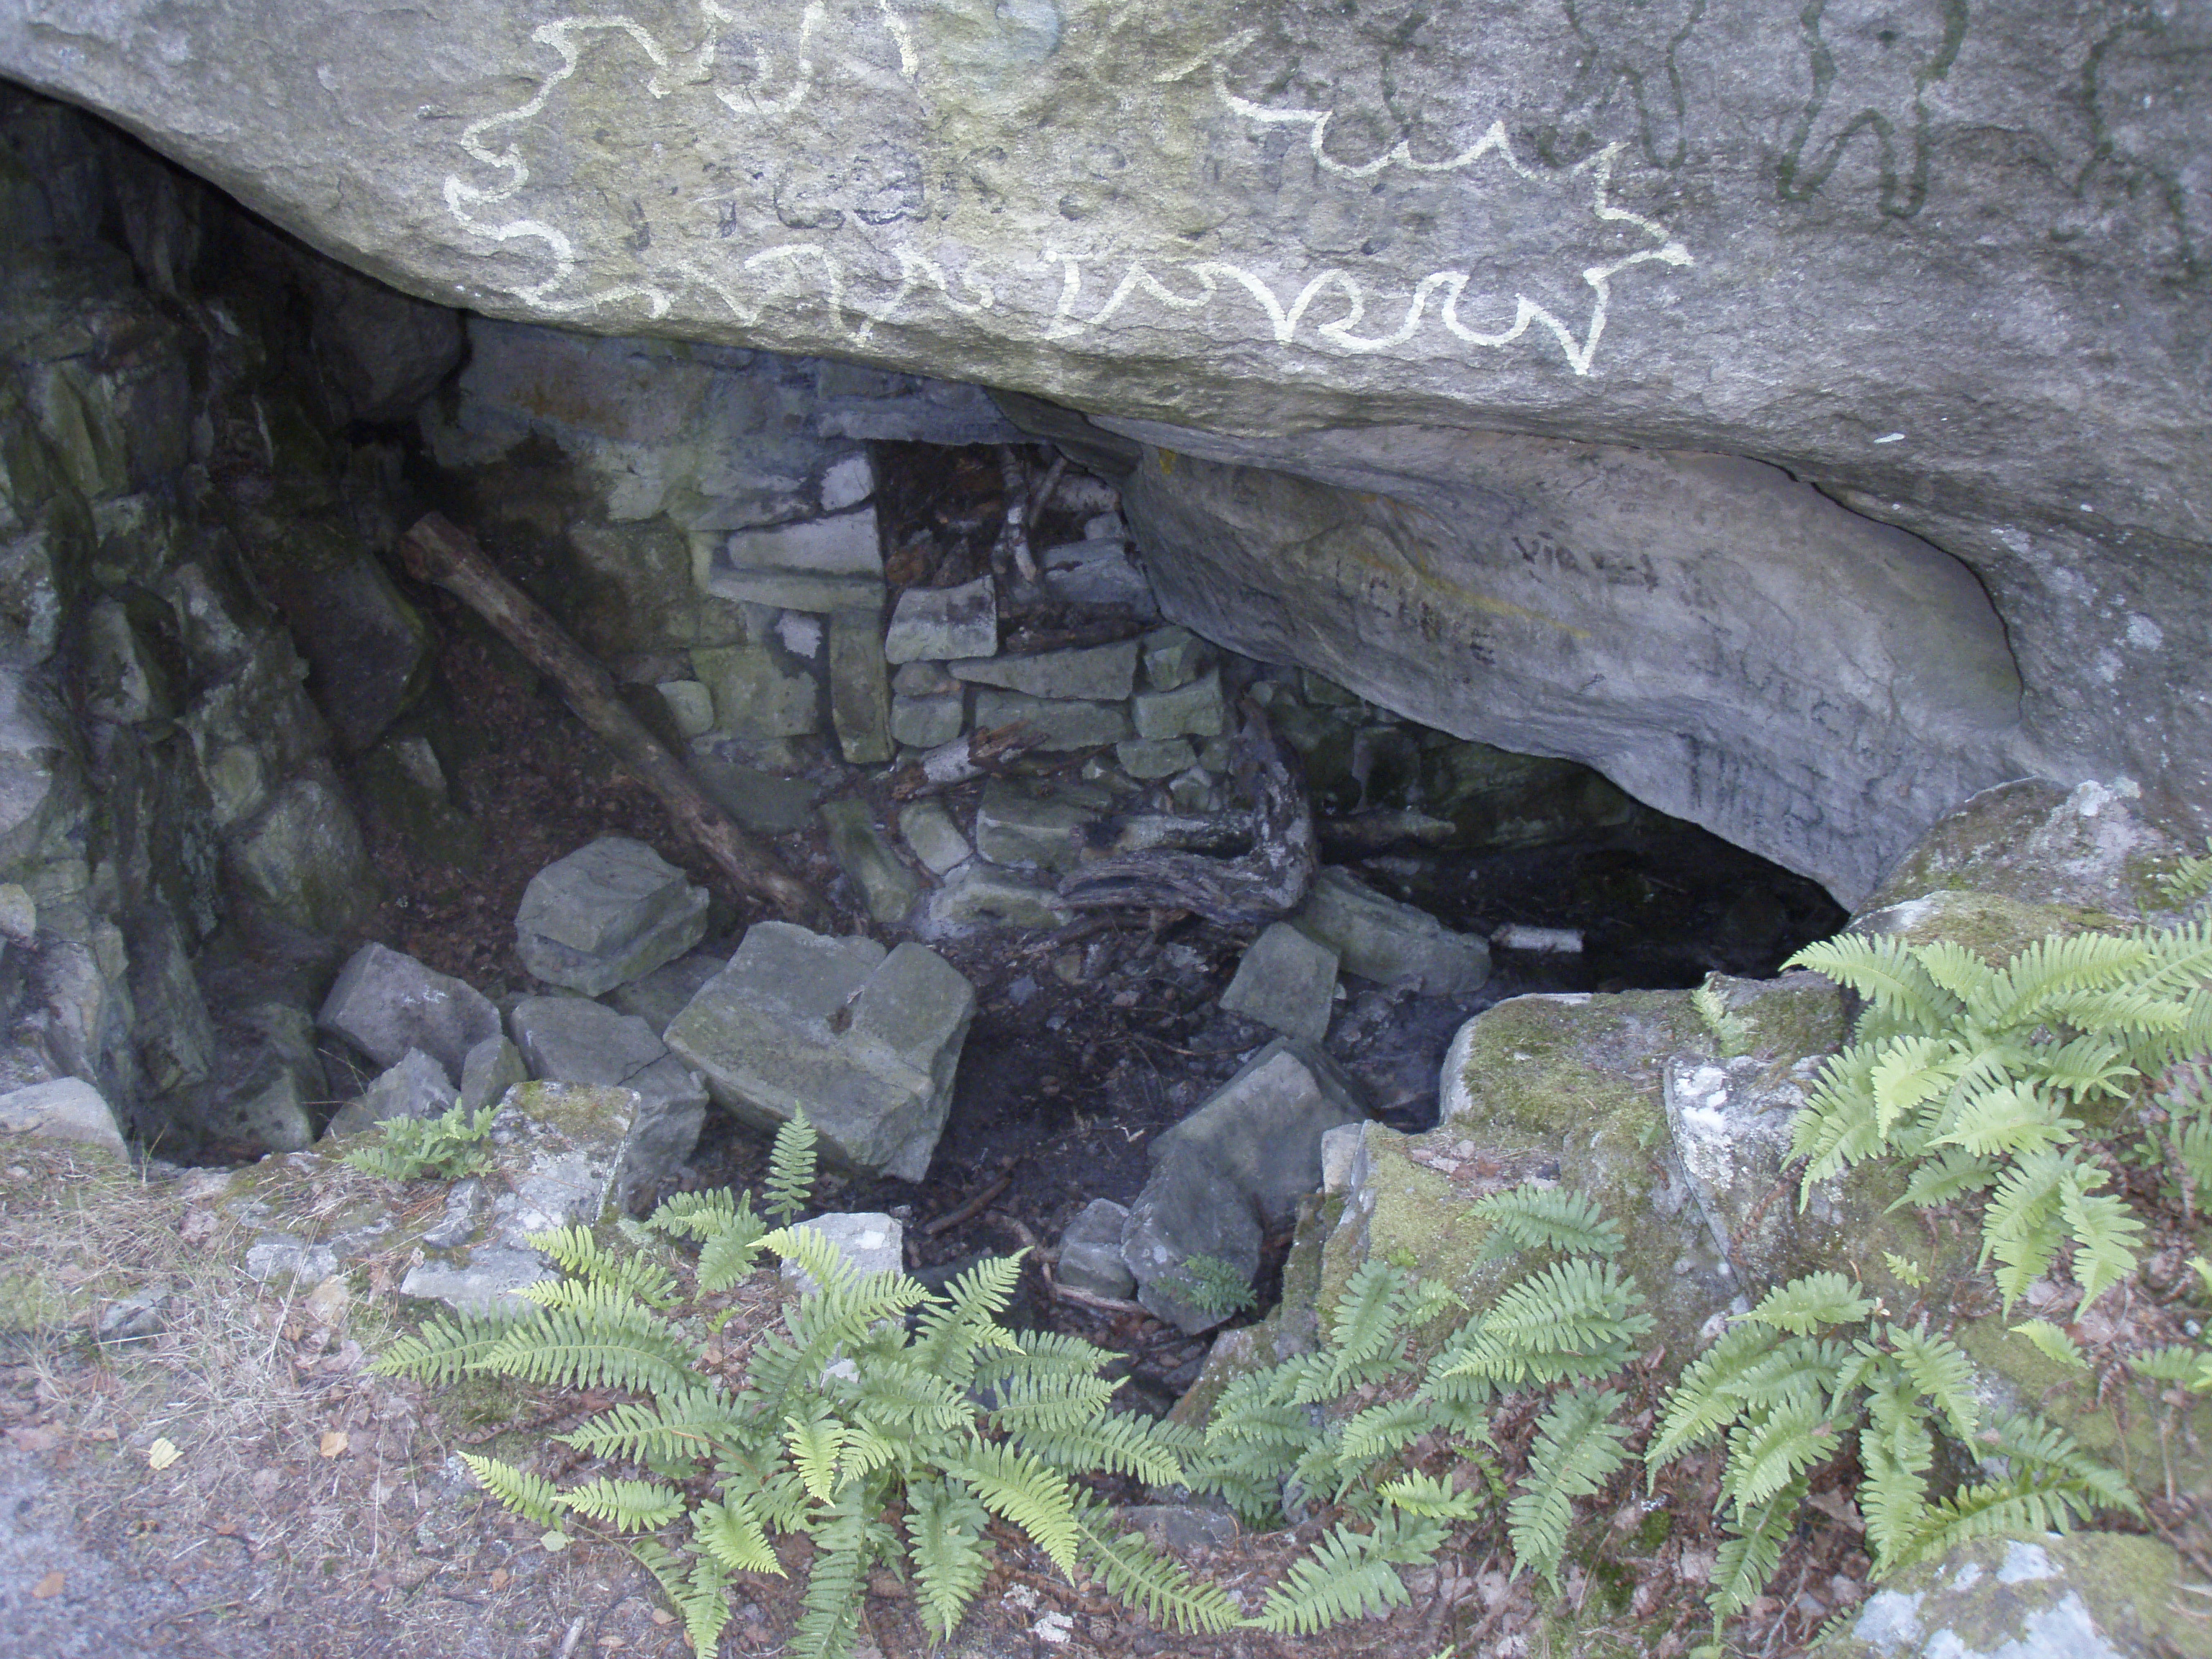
(341, 1101, 497, 1180)
(1467, 1182, 1624, 1261)
(1507, 1387, 1632, 1592)
(1251, 1510, 1444, 1634)
(2157, 838, 2212, 910)
(764, 1107, 819, 1225)
(1784, 922, 2212, 1310)
(368, 1308, 524, 1384)
(1164, 1251, 1256, 1316)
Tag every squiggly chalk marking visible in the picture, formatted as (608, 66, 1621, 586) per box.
(1029, 71, 1691, 373)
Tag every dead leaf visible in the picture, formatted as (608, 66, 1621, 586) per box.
(86, 1425, 117, 1442)
(31, 1570, 63, 1599)
(490, 1568, 511, 1591)
(146, 1438, 181, 1470)
(8, 1426, 59, 1452)
(318, 1430, 349, 1459)
(212, 1521, 238, 1537)
(647, 1608, 674, 1627)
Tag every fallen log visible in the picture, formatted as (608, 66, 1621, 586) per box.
(397, 511, 829, 930)
(1055, 701, 1316, 928)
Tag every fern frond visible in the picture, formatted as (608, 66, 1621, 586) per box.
(562, 1475, 686, 1529)
(1720, 1385, 1837, 1511)
(1789, 1043, 1888, 1187)
(694, 1493, 783, 1575)
(1467, 1183, 1624, 1260)
(557, 1385, 755, 1467)
(1977, 1411, 2141, 1519)
(1868, 1034, 1959, 1136)
(1858, 1372, 1936, 1573)
(645, 1187, 735, 1240)
(943, 1439, 1082, 1573)
(521, 1224, 679, 1308)
(697, 1198, 768, 1292)
(632, 1539, 734, 1659)
(1745, 1272, 1875, 1336)
(370, 1308, 529, 1383)
(2157, 839, 2212, 909)
(1786, 935, 1957, 1029)
(1980, 1152, 2071, 1308)
(472, 1289, 701, 1395)
(905, 1476, 991, 1640)
(1306, 1261, 1418, 1398)
(786, 1407, 854, 1504)
(1380, 1470, 1488, 1520)
(1072, 1495, 1243, 1633)
(765, 1107, 819, 1226)
(1882, 1324, 1979, 1442)
(1507, 1388, 1632, 1593)
(1893, 1146, 1999, 1210)
(460, 1452, 570, 1528)
(994, 1385, 1187, 1485)
(1336, 1397, 1434, 1478)
(1708, 1475, 1806, 1626)
(1251, 1512, 1443, 1634)
(2060, 1175, 2145, 1310)
(1933, 1080, 2077, 1160)
(1980, 930, 2153, 1030)
(789, 1506, 868, 1659)
(1434, 1259, 1652, 1390)
(1646, 1322, 1781, 1471)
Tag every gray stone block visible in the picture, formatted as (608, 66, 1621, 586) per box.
(974, 777, 1098, 871)
(511, 996, 667, 1086)
(707, 508, 884, 613)
(459, 1036, 528, 1114)
(1292, 866, 1491, 994)
(0, 1076, 124, 1154)
(829, 610, 894, 765)
(1133, 667, 1226, 741)
(325, 1047, 457, 1138)
(971, 689, 1132, 750)
(693, 642, 819, 739)
(515, 837, 711, 995)
(607, 950, 729, 1036)
(1319, 1122, 1364, 1194)
(897, 800, 971, 876)
(1152, 1040, 1367, 1228)
(884, 578, 997, 664)
(1115, 737, 1195, 780)
(318, 941, 500, 1081)
(1142, 626, 1209, 692)
(685, 752, 817, 834)
(922, 863, 1072, 930)
(1035, 539, 1156, 611)
(1056, 1197, 1135, 1299)
(1219, 922, 1339, 1043)
(1120, 1148, 1262, 1336)
(951, 640, 1141, 702)
(819, 796, 923, 924)
(664, 922, 974, 1181)
(891, 692, 965, 750)
(892, 660, 957, 697)
(516, 837, 698, 958)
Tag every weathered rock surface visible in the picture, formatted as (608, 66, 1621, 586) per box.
(1812, 1534, 2205, 1659)
(323, 1047, 457, 1138)
(0, 1076, 124, 1155)
(317, 942, 501, 1082)
(953, 642, 1140, 703)
(884, 579, 996, 665)
(1218, 922, 1338, 1043)
(1055, 1197, 1136, 1300)
(973, 778, 1100, 872)
(663, 922, 974, 1181)
(781, 1211, 903, 1298)
(1292, 866, 1491, 994)
(819, 797, 922, 924)
(8, 0, 2206, 896)
(515, 836, 710, 996)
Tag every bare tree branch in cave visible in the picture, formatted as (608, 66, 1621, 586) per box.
(397, 512, 830, 930)
(1054, 701, 1316, 929)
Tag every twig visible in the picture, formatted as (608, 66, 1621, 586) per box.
(997, 446, 1038, 583)
(886, 721, 1036, 800)
(1025, 452, 1070, 530)
(922, 1171, 1013, 1237)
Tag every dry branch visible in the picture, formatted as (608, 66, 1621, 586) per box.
(886, 721, 1036, 799)
(397, 511, 828, 929)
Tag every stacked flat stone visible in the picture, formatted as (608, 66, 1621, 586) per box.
(664, 921, 976, 1182)
(515, 837, 710, 996)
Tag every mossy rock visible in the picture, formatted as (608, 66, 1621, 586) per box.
(1954, 1314, 2212, 1513)
(1170, 1191, 1338, 1431)
(1853, 888, 2133, 965)
(1810, 1532, 2212, 1658)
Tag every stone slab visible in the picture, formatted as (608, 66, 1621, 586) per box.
(950, 641, 1140, 702)
(974, 777, 1097, 871)
(971, 690, 1131, 751)
(819, 796, 922, 924)
(1116, 737, 1195, 780)
(606, 950, 729, 1036)
(708, 508, 884, 614)
(692, 642, 818, 739)
(516, 837, 701, 958)
(0, 1076, 124, 1155)
(317, 941, 501, 1082)
(897, 800, 971, 876)
(922, 863, 1072, 930)
(663, 922, 973, 1182)
(884, 578, 997, 664)
(1291, 866, 1491, 995)
(1151, 1040, 1367, 1228)
(1143, 627, 1208, 692)
(1056, 1197, 1135, 1300)
(518, 884, 710, 997)
(828, 609, 893, 765)
(891, 692, 965, 750)
(1035, 539, 1156, 611)
(323, 1047, 457, 1138)
(1219, 922, 1339, 1043)
(1133, 667, 1226, 742)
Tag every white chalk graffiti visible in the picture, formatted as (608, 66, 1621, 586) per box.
(437, 4, 1692, 372)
